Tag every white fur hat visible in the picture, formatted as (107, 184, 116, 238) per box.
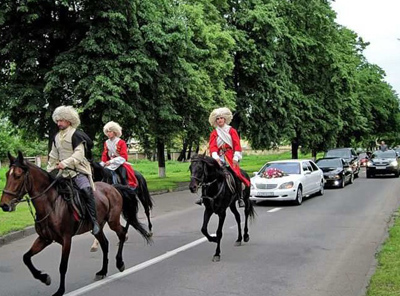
(103, 121, 122, 137)
(208, 107, 233, 127)
(52, 105, 81, 128)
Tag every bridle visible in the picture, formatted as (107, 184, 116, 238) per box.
(2, 165, 58, 218)
(190, 158, 219, 192)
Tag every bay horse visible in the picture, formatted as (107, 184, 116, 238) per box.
(189, 154, 255, 262)
(0, 151, 152, 296)
(89, 161, 154, 252)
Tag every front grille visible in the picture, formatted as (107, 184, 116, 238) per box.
(256, 183, 278, 189)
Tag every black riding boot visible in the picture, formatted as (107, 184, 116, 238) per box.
(117, 167, 128, 185)
(236, 178, 245, 208)
(82, 187, 100, 235)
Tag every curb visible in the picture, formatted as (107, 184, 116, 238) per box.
(0, 182, 191, 248)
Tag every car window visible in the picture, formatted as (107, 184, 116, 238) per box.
(302, 162, 312, 172)
(325, 150, 350, 158)
(372, 150, 397, 158)
(316, 158, 342, 168)
(260, 162, 300, 174)
(309, 161, 319, 171)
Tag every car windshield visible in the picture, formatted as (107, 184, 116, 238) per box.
(260, 162, 300, 175)
(316, 158, 342, 168)
(325, 150, 350, 158)
(372, 150, 397, 158)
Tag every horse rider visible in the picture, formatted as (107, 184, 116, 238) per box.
(47, 105, 100, 235)
(100, 121, 138, 189)
(195, 107, 250, 207)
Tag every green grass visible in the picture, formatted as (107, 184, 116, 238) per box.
(366, 212, 400, 296)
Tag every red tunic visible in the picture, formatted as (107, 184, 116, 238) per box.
(209, 128, 250, 187)
(101, 139, 138, 188)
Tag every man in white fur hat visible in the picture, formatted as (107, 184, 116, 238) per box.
(196, 107, 250, 207)
(47, 105, 100, 235)
(100, 121, 138, 188)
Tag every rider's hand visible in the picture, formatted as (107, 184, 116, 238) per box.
(233, 160, 239, 167)
(56, 163, 65, 170)
(105, 161, 111, 166)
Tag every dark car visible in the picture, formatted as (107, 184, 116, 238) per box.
(366, 149, 400, 178)
(324, 148, 360, 177)
(316, 157, 354, 188)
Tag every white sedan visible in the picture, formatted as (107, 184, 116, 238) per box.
(250, 159, 325, 205)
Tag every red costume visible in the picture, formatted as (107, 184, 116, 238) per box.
(101, 139, 138, 188)
(209, 128, 250, 187)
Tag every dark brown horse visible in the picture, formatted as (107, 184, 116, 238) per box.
(0, 151, 152, 296)
(189, 154, 255, 261)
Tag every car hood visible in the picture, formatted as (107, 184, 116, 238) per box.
(370, 157, 396, 163)
(320, 167, 342, 174)
(251, 174, 300, 184)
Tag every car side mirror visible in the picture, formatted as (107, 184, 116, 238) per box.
(304, 171, 311, 175)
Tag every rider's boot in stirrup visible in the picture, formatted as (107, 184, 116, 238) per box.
(82, 187, 100, 235)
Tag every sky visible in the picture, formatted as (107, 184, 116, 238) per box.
(331, 0, 400, 96)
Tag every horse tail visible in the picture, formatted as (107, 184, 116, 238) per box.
(113, 184, 153, 244)
(135, 171, 154, 210)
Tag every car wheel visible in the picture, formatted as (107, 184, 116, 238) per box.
(349, 173, 354, 184)
(294, 186, 303, 205)
(340, 176, 345, 188)
(317, 181, 324, 196)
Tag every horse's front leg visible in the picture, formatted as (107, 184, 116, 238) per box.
(52, 236, 72, 296)
(23, 236, 52, 286)
(229, 202, 243, 246)
(212, 212, 226, 262)
(201, 208, 215, 242)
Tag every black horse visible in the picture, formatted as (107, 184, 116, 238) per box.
(91, 161, 153, 235)
(189, 154, 255, 261)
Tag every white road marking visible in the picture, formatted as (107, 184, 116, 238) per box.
(65, 237, 208, 296)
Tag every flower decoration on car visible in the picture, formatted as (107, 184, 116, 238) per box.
(262, 168, 287, 178)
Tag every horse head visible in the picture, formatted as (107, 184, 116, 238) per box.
(189, 154, 220, 193)
(0, 151, 30, 212)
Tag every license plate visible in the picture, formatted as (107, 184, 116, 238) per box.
(258, 191, 275, 196)
(376, 167, 386, 170)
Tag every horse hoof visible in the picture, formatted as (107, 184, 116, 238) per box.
(212, 255, 220, 262)
(90, 246, 98, 252)
(147, 232, 153, 238)
(95, 274, 106, 280)
(244, 235, 249, 242)
(44, 274, 51, 286)
(118, 263, 125, 272)
(234, 241, 241, 246)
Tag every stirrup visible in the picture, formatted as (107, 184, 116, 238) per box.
(238, 199, 245, 208)
(92, 221, 100, 235)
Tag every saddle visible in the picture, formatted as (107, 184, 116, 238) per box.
(55, 178, 86, 222)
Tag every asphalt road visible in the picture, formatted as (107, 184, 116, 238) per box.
(1, 168, 400, 296)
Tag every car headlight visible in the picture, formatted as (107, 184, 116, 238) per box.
(278, 181, 294, 189)
(367, 161, 373, 167)
(390, 160, 398, 166)
(251, 184, 255, 189)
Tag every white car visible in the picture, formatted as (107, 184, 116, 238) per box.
(250, 159, 325, 205)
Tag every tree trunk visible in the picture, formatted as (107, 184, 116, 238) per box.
(177, 139, 188, 161)
(311, 149, 317, 161)
(187, 141, 193, 160)
(157, 138, 166, 178)
(291, 139, 299, 159)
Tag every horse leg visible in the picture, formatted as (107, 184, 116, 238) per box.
(144, 209, 153, 236)
(108, 221, 127, 272)
(52, 236, 72, 296)
(23, 236, 52, 286)
(201, 208, 216, 242)
(212, 212, 226, 262)
(243, 198, 251, 243)
(94, 231, 109, 279)
(229, 202, 243, 246)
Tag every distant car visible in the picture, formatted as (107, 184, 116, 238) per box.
(324, 148, 360, 177)
(250, 159, 325, 205)
(366, 149, 400, 178)
(315, 157, 354, 188)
